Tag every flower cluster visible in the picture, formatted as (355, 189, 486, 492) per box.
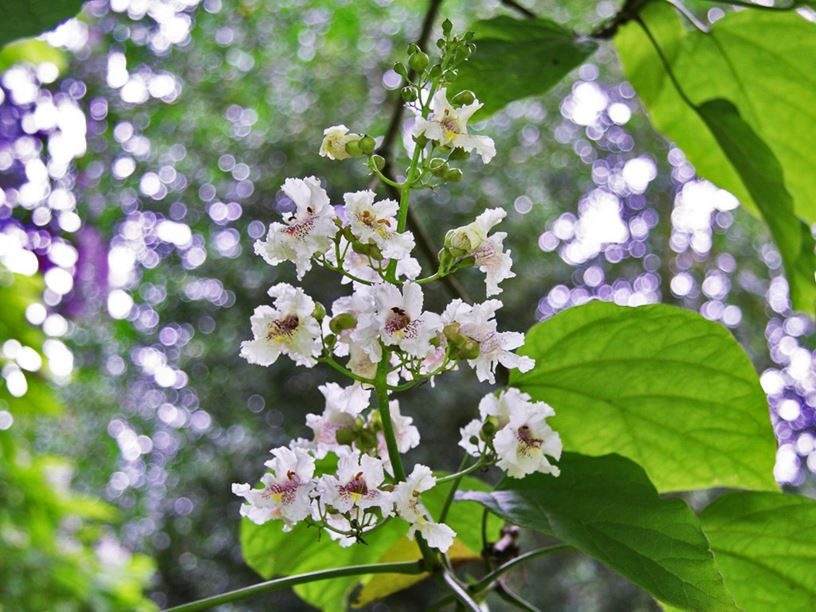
(233, 28, 561, 554)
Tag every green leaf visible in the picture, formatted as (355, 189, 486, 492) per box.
(615, 4, 816, 312)
(700, 492, 816, 611)
(510, 301, 776, 493)
(0, 39, 67, 73)
(696, 99, 816, 313)
(240, 474, 499, 611)
(459, 453, 737, 610)
(0, 1, 86, 48)
(451, 16, 597, 119)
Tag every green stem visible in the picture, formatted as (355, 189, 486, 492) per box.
(441, 570, 482, 612)
(318, 356, 374, 386)
(436, 458, 485, 485)
(437, 456, 482, 524)
(375, 350, 406, 482)
(495, 584, 541, 612)
(164, 561, 424, 612)
(469, 545, 572, 593)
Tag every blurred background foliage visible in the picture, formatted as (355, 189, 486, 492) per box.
(0, 0, 813, 609)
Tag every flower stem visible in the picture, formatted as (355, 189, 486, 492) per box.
(164, 560, 424, 612)
(468, 544, 572, 593)
(436, 456, 482, 524)
(441, 569, 482, 612)
(375, 349, 406, 482)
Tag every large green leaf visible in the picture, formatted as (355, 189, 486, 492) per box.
(240, 474, 499, 610)
(697, 99, 816, 313)
(0, 1, 86, 48)
(615, 4, 816, 312)
(451, 16, 597, 118)
(700, 492, 816, 611)
(458, 453, 737, 610)
(510, 301, 776, 492)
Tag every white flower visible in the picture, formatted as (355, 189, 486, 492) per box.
(393, 464, 456, 553)
(232, 446, 315, 528)
(306, 383, 370, 458)
(447, 208, 505, 254)
(320, 124, 362, 161)
(355, 282, 442, 360)
(344, 190, 415, 261)
(412, 88, 495, 163)
(240, 283, 322, 368)
(318, 451, 392, 515)
(254, 177, 337, 278)
(442, 299, 534, 384)
(448, 208, 514, 297)
(493, 396, 562, 479)
(458, 418, 484, 457)
(375, 400, 420, 473)
(473, 231, 514, 297)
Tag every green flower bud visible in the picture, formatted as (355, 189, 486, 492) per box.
(393, 62, 408, 78)
(401, 86, 417, 102)
(429, 158, 448, 176)
(442, 18, 453, 36)
(443, 322, 461, 343)
(312, 301, 326, 322)
(335, 428, 357, 445)
(451, 90, 476, 106)
(358, 135, 376, 155)
(324, 334, 337, 350)
(456, 337, 480, 360)
(344, 139, 363, 157)
(369, 154, 385, 172)
(329, 312, 357, 334)
(443, 168, 463, 183)
(357, 429, 378, 451)
(482, 418, 497, 437)
(409, 51, 429, 73)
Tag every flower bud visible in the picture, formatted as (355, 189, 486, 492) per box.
(481, 419, 496, 438)
(413, 133, 429, 148)
(442, 18, 453, 36)
(393, 62, 408, 78)
(401, 86, 417, 102)
(335, 428, 357, 445)
(369, 154, 385, 172)
(358, 135, 376, 155)
(324, 334, 337, 350)
(344, 139, 363, 157)
(429, 158, 448, 177)
(357, 429, 378, 451)
(329, 313, 357, 334)
(312, 301, 326, 322)
(446, 221, 484, 253)
(409, 51, 430, 73)
(443, 168, 463, 183)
